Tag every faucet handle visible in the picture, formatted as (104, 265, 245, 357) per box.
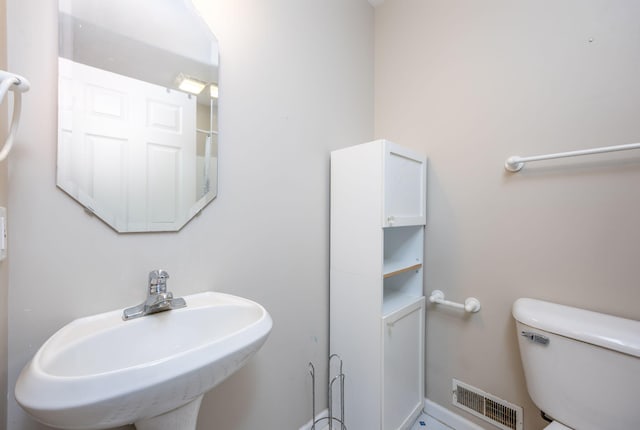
(148, 269, 169, 294)
(149, 269, 169, 281)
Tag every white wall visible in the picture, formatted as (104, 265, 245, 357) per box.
(0, 0, 9, 425)
(6, 0, 373, 428)
(375, 1, 640, 429)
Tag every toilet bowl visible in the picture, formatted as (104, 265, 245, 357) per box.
(512, 298, 640, 430)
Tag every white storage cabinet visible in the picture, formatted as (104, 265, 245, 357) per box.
(330, 140, 426, 430)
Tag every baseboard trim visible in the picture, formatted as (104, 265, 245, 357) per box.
(298, 409, 329, 430)
(424, 398, 486, 430)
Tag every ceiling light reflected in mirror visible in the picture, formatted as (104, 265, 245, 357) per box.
(177, 73, 207, 95)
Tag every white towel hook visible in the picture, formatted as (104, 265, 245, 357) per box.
(429, 290, 481, 313)
(0, 70, 30, 162)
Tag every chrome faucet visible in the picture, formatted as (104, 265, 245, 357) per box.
(122, 270, 187, 320)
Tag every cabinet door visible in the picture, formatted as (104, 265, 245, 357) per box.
(382, 142, 427, 227)
(382, 298, 425, 430)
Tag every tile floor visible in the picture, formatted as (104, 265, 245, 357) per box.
(410, 413, 455, 430)
(316, 412, 455, 430)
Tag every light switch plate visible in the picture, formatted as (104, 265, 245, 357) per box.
(0, 207, 6, 261)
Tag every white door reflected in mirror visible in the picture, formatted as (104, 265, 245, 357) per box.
(57, 0, 219, 232)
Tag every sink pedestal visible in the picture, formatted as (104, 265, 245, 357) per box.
(135, 396, 203, 430)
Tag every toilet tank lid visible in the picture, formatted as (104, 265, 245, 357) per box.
(513, 298, 640, 358)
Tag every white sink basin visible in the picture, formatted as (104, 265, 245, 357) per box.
(15, 292, 272, 429)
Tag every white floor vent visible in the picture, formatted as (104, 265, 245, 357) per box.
(452, 379, 523, 430)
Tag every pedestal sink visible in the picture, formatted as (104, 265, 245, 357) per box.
(15, 292, 272, 429)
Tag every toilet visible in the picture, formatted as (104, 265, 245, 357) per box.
(512, 298, 640, 430)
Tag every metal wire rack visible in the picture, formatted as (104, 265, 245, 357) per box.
(308, 354, 346, 430)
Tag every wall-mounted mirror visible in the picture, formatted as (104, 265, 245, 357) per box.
(57, 0, 219, 232)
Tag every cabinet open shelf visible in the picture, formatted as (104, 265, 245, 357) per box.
(382, 289, 423, 318)
(383, 261, 422, 279)
(384, 225, 423, 279)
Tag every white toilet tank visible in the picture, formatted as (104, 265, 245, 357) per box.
(512, 298, 640, 430)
